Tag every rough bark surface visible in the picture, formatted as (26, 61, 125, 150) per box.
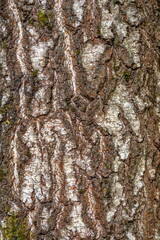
(0, 0, 160, 239)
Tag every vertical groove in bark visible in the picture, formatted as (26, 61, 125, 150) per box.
(0, 0, 160, 239)
(54, 0, 77, 95)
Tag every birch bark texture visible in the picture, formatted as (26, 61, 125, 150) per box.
(0, 0, 160, 239)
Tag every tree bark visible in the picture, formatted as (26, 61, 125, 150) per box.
(0, 0, 160, 239)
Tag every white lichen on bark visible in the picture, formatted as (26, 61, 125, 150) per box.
(95, 84, 141, 160)
(133, 156, 146, 195)
(123, 31, 141, 67)
(106, 174, 124, 222)
(73, 0, 85, 23)
(98, 0, 114, 40)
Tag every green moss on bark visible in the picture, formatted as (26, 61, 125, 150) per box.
(38, 9, 50, 27)
(1, 212, 31, 240)
(0, 168, 6, 181)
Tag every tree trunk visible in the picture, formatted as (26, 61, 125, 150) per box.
(0, 0, 160, 239)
